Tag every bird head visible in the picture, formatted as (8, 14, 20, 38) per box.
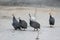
(12, 14, 15, 17)
(18, 17, 21, 22)
(29, 14, 31, 18)
(28, 14, 32, 21)
(49, 13, 53, 18)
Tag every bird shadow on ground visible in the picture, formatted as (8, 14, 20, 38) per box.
(42, 26, 55, 28)
(26, 30, 39, 32)
(8, 28, 39, 32)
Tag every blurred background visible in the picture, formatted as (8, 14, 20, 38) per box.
(0, 0, 60, 7)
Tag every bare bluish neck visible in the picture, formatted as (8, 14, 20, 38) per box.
(50, 15, 52, 18)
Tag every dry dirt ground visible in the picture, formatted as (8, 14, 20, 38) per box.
(0, 6, 60, 40)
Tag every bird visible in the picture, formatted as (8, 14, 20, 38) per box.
(18, 17, 27, 31)
(12, 14, 21, 30)
(49, 13, 55, 28)
(29, 14, 40, 31)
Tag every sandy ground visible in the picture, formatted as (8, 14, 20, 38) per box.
(0, 6, 60, 40)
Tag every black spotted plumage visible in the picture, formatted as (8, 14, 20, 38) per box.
(29, 14, 40, 31)
(12, 15, 21, 30)
(30, 20, 40, 30)
(49, 14, 55, 26)
(19, 18, 27, 30)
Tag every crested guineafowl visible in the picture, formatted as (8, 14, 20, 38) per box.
(19, 17, 27, 31)
(29, 14, 40, 31)
(49, 13, 55, 27)
(12, 14, 21, 30)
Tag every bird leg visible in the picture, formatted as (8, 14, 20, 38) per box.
(36, 30, 39, 40)
(50, 25, 53, 28)
(15, 28, 17, 30)
(18, 27, 21, 30)
(24, 29, 26, 31)
(34, 28, 35, 31)
(36, 29, 38, 31)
